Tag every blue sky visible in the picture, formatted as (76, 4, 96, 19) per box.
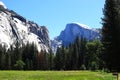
(2, 0, 105, 39)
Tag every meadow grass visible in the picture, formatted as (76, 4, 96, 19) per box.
(0, 70, 116, 80)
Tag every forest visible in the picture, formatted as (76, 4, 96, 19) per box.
(0, 38, 103, 70)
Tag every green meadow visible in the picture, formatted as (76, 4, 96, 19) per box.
(0, 71, 117, 80)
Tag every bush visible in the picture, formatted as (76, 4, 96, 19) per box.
(90, 61, 98, 71)
(14, 60, 25, 70)
(80, 64, 86, 70)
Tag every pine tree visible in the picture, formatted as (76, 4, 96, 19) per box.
(85, 41, 100, 70)
(54, 47, 63, 70)
(14, 41, 22, 60)
(74, 37, 81, 69)
(61, 45, 66, 70)
(102, 0, 120, 71)
(65, 44, 73, 70)
(49, 49, 54, 70)
(5, 52, 11, 70)
(31, 43, 38, 70)
(79, 37, 87, 69)
(0, 45, 6, 69)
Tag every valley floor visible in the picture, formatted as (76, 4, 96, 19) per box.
(0, 70, 117, 80)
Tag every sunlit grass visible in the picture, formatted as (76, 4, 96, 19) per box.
(0, 70, 115, 80)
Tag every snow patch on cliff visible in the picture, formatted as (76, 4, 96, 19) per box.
(0, 1, 7, 9)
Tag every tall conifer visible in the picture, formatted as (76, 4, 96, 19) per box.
(102, 0, 120, 71)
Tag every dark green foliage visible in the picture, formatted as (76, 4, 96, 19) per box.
(79, 37, 87, 69)
(14, 60, 25, 70)
(49, 49, 54, 70)
(90, 61, 98, 71)
(54, 47, 63, 70)
(0, 42, 40, 70)
(102, 0, 120, 71)
(80, 64, 86, 70)
(54, 37, 102, 70)
(4, 52, 11, 70)
(0, 45, 6, 70)
(85, 40, 102, 70)
(22, 42, 38, 70)
(0, 37, 103, 70)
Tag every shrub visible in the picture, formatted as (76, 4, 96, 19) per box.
(80, 64, 86, 70)
(91, 61, 98, 71)
(14, 60, 25, 70)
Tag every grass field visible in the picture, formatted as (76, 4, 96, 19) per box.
(0, 70, 117, 80)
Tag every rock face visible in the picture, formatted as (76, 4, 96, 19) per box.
(0, 1, 7, 9)
(0, 2, 50, 52)
(51, 23, 101, 53)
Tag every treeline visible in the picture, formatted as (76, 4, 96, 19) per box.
(0, 42, 55, 70)
(0, 42, 57, 70)
(0, 37, 104, 70)
(0, 42, 39, 70)
(54, 37, 103, 70)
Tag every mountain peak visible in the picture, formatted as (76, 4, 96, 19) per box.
(67, 22, 91, 29)
(51, 23, 101, 53)
(0, 1, 7, 9)
(60, 23, 100, 45)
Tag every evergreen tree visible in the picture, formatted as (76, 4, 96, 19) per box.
(5, 52, 11, 70)
(0, 45, 3, 69)
(30, 43, 38, 70)
(49, 48, 54, 70)
(68, 44, 74, 70)
(72, 43, 79, 69)
(38, 50, 44, 70)
(54, 47, 63, 70)
(22, 42, 38, 70)
(65, 44, 73, 70)
(74, 37, 81, 69)
(79, 37, 87, 69)
(0, 45, 6, 69)
(43, 51, 49, 70)
(61, 45, 66, 70)
(102, 0, 120, 71)
(14, 41, 22, 60)
(9, 45, 14, 69)
(38, 50, 48, 70)
(85, 40, 101, 70)
(25, 58, 31, 70)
